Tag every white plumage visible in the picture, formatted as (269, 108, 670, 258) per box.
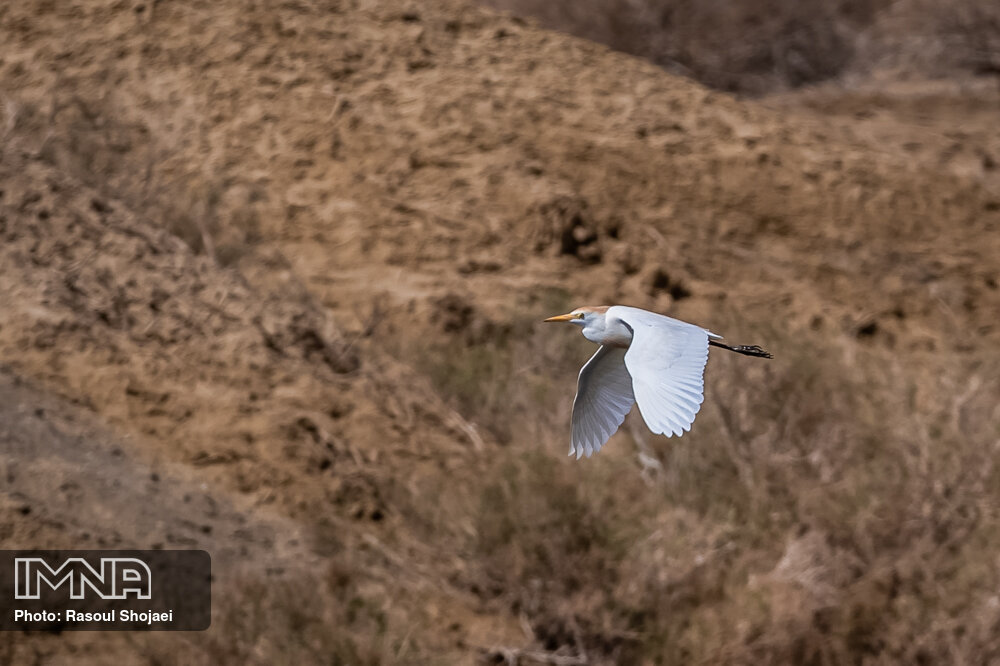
(545, 305, 770, 459)
(571, 345, 634, 458)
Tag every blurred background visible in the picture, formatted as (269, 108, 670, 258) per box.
(1, 0, 998, 663)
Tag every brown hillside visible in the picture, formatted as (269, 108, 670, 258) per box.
(2, 0, 999, 663)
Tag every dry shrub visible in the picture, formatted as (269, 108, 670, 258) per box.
(481, 0, 888, 94)
(424, 317, 1000, 663)
(481, 0, 1000, 92)
(928, 0, 1000, 75)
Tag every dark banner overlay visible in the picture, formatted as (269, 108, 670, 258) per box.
(0, 550, 210, 631)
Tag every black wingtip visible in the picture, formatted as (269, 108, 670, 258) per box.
(709, 341, 773, 359)
(737, 345, 773, 359)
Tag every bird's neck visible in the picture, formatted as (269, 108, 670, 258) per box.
(583, 317, 633, 348)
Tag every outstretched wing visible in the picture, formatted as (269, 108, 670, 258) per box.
(571, 345, 635, 458)
(609, 306, 712, 438)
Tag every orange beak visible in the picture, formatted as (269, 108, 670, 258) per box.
(544, 313, 580, 323)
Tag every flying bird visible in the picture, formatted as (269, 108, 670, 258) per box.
(545, 305, 771, 458)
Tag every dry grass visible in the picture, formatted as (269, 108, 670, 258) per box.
(204, 576, 396, 665)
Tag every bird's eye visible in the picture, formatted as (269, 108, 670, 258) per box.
(575, 313, 585, 319)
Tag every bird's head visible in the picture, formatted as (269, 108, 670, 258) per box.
(544, 306, 609, 329)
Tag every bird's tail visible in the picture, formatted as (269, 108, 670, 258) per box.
(709, 341, 773, 358)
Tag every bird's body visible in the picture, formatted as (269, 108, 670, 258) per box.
(545, 305, 771, 458)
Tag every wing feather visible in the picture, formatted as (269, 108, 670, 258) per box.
(609, 306, 711, 438)
(571, 345, 635, 458)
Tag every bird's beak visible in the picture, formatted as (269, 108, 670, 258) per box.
(544, 313, 579, 323)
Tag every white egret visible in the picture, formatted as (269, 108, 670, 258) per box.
(545, 305, 771, 458)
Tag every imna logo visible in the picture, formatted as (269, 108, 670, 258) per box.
(14, 557, 152, 600)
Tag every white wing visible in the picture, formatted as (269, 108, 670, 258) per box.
(609, 306, 714, 438)
(571, 345, 635, 459)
